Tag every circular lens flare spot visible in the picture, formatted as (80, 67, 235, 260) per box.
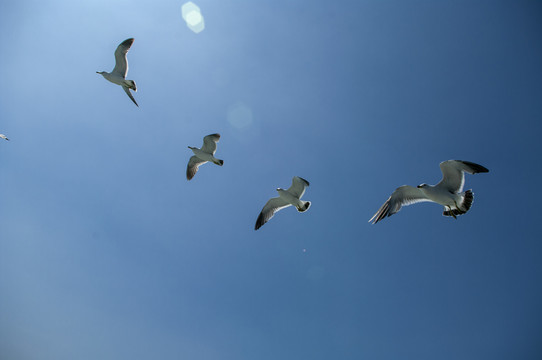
(186, 11, 203, 26)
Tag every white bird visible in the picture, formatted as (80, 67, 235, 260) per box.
(186, 133, 224, 180)
(0, 134, 8, 141)
(97, 38, 138, 107)
(369, 160, 489, 224)
(255, 176, 311, 230)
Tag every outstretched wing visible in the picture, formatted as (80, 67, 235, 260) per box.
(437, 160, 489, 193)
(255, 197, 290, 230)
(112, 38, 134, 78)
(369, 185, 431, 224)
(186, 156, 207, 180)
(201, 133, 220, 155)
(286, 176, 309, 199)
(122, 86, 138, 107)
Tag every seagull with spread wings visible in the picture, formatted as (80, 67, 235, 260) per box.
(369, 160, 489, 224)
(186, 133, 224, 180)
(255, 176, 311, 230)
(97, 38, 139, 107)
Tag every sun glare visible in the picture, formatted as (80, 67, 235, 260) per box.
(181, 2, 205, 33)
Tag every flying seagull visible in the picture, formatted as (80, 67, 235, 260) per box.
(369, 160, 489, 224)
(97, 38, 138, 107)
(186, 133, 224, 180)
(255, 176, 311, 230)
(0, 134, 8, 141)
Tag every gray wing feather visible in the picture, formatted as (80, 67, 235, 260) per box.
(255, 197, 290, 230)
(201, 133, 220, 154)
(112, 38, 134, 78)
(186, 156, 207, 180)
(438, 160, 489, 193)
(369, 185, 431, 224)
(286, 176, 309, 199)
(123, 86, 138, 107)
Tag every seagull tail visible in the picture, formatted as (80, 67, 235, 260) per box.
(127, 80, 137, 91)
(297, 201, 311, 212)
(443, 190, 474, 217)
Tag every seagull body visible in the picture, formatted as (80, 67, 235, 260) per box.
(186, 133, 224, 180)
(0, 134, 8, 141)
(369, 160, 489, 224)
(255, 176, 311, 230)
(97, 38, 138, 107)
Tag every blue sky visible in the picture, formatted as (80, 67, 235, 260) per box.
(1, 0, 542, 359)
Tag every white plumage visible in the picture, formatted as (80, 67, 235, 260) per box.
(97, 38, 138, 107)
(186, 133, 224, 180)
(369, 160, 489, 224)
(255, 176, 311, 230)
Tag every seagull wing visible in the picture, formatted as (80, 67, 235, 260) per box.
(369, 185, 431, 224)
(123, 86, 139, 107)
(0, 134, 8, 141)
(255, 197, 291, 230)
(437, 160, 489, 193)
(112, 38, 134, 78)
(201, 133, 220, 154)
(186, 156, 207, 180)
(286, 176, 310, 199)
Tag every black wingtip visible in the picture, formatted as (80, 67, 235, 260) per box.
(186, 169, 195, 181)
(298, 177, 310, 186)
(121, 38, 135, 46)
(255, 213, 264, 230)
(460, 160, 489, 173)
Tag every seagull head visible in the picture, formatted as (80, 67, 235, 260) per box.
(417, 183, 428, 189)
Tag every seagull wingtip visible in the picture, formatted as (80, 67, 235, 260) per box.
(295, 176, 310, 186)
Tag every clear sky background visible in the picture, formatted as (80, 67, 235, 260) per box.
(1, 0, 542, 359)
